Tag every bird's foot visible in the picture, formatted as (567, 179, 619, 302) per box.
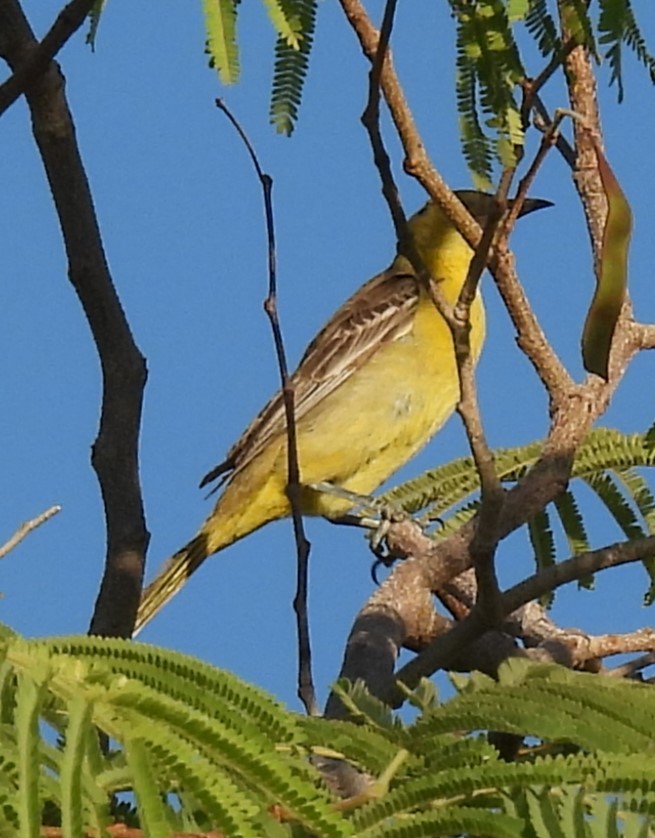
(311, 482, 425, 583)
(309, 481, 385, 518)
(311, 482, 407, 533)
(368, 503, 415, 584)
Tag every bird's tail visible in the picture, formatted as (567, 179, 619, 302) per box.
(133, 470, 289, 636)
(133, 533, 212, 636)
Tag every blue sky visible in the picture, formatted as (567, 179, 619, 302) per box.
(1, 1, 655, 710)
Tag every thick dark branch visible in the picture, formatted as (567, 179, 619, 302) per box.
(0, 0, 94, 116)
(0, 0, 149, 637)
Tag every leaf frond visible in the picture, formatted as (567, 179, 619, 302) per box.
(269, 0, 317, 135)
(599, 0, 655, 102)
(449, 0, 526, 183)
(203, 0, 241, 85)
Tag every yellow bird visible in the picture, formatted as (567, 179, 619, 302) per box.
(134, 191, 549, 634)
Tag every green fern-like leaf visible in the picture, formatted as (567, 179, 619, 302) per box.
(204, 0, 241, 85)
(303, 717, 405, 779)
(263, 0, 303, 49)
(380, 438, 544, 520)
(354, 802, 524, 837)
(1, 632, 352, 838)
(7, 631, 655, 835)
(15, 673, 43, 836)
(408, 659, 655, 756)
(524, 0, 561, 56)
(553, 490, 591, 557)
(59, 695, 93, 838)
(418, 733, 499, 771)
(599, 0, 655, 102)
(527, 506, 557, 605)
(456, 31, 494, 190)
(99, 682, 333, 834)
(564, 0, 600, 59)
(646, 420, 655, 451)
(553, 489, 594, 590)
(449, 0, 526, 183)
(39, 635, 299, 746)
(528, 505, 556, 570)
(505, 785, 655, 838)
(379, 427, 655, 601)
(269, 0, 317, 135)
(124, 736, 173, 838)
(583, 471, 644, 540)
(132, 719, 265, 837)
(353, 748, 655, 835)
(613, 467, 655, 533)
(85, 0, 108, 50)
(330, 679, 405, 734)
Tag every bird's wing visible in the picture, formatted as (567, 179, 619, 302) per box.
(200, 263, 420, 489)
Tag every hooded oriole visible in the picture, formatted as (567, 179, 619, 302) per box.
(134, 191, 549, 634)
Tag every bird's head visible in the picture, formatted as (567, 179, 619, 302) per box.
(406, 189, 552, 253)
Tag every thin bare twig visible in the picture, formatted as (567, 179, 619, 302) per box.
(338, 0, 570, 392)
(530, 93, 577, 169)
(0, 505, 61, 559)
(506, 119, 561, 232)
(359, 0, 457, 328)
(338, 0, 481, 246)
(214, 99, 317, 717)
(361, 0, 505, 624)
(454, 204, 505, 625)
(608, 650, 655, 679)
(519, 37, 577, 127)
(361, 0, 405, 240)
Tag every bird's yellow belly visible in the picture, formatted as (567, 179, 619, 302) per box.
(294, 293, 484, 517)
(216, 291, 484, 530)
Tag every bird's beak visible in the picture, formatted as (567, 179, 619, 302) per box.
(515, 196, 553, 218)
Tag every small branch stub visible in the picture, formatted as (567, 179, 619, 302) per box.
(0, 505, 61, 560)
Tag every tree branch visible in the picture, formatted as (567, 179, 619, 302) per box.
(0, 506, 61, 560)
(327, 0, 655, 717)
(0, 0, 149, 638)
(338, 0, 570, 403)
(0, 0, 94, 117)
(214, 99, 316, 717)
(386, 533, 655, 704)
(326, 306, 642, 715)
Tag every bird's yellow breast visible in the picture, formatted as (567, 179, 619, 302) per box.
(204, 207, 487, 544)
(294, 285, 485, 517)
